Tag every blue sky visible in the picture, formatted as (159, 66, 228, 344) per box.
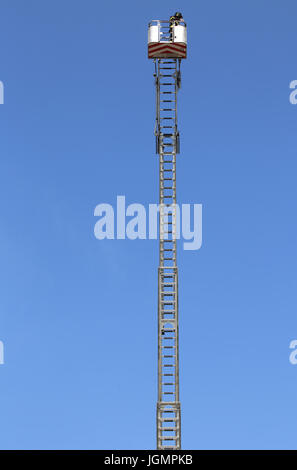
(0, 0, 297, 449)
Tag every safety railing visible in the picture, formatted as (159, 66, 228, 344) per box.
(148, 20, 187, 44)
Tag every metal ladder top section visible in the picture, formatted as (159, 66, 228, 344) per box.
(154, 58, 181, 450)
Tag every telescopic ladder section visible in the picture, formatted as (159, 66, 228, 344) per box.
(154, 58, 181, 450)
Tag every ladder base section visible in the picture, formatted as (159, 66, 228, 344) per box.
(156, 402, 181, 450)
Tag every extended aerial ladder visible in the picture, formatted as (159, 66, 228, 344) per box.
(148, 18, 187, 450)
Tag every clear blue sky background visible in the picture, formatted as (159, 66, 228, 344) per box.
(0, 0, 296, 450)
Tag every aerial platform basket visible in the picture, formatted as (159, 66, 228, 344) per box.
(148, 20, 187, 59)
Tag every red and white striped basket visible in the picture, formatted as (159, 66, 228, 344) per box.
(148, 42, 187, 59)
